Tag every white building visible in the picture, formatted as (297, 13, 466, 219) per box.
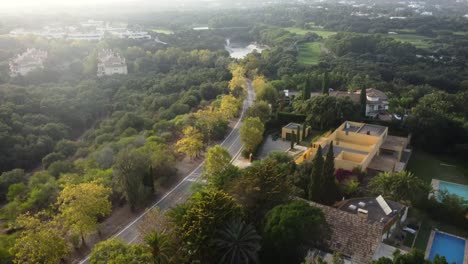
(97, 49, 128, 77)
(329, 88, 389, 118)
(9, 48, 48, 77)
(67, 31, 104, 41)
(109, 30, 151, 39)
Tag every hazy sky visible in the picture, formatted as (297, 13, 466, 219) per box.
(2, 0, 138, 7)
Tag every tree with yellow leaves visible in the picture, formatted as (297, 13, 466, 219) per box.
(220, 95, 242, 119)
(228, 64, 247, 97)
(176, 126, 204, 160)
(195, 108, 224, 143)
(11, 212, 69, 264)
(251, 75, 268, 94)
(56, 182, 112, 245)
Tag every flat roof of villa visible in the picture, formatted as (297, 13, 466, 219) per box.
(284, 122, 303, 129)
(322, 144, 368, 158)
(357, 124, 386, 136)
(338, 197, 405, 225)
(342, 123, 386, 137)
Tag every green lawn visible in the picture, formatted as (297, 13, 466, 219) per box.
(285, 27, 337, 39)
(405, 152, 468, 251)
(388, 34, 433, 49)
(407, 151, 468, 185)
(297, 42, 322, 65)
(151, 28, 174, 34)
(409, 208, 468, 252)
(403, 232, 415, 248)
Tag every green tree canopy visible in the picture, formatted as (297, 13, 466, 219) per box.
(369, 171, 430, 205)
(90, 239, 153, 264)
(262, 201, 329, 264)
(168, 188, 243, 263)
(212, 219, 262, 264)
(113, 148, 152, 210)
(240, 117, 265, 156)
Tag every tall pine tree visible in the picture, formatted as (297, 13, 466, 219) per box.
(322, 141, 338, 205)
(303, 78, 311, 100)
(308, 145, 324, 201)
(360, 86, 367, 117)
(322, 72, 329, 95)
(143, 165, 155, 194)
(290, 131, 295, 150)
(296, 125, 301, 144)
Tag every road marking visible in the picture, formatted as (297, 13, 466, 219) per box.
(78, 81, 253, 264)
(129, 235, 138, 244)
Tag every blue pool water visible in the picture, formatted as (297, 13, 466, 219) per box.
(429, 232, 466, 264)
(439, 181, 468, 200)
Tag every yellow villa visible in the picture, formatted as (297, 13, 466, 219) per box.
(296, 121, 411, 173)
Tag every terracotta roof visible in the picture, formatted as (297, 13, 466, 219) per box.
(330, 88, 388, 103)
(329, 91, 360, 103)
(365, 88, 388, 100)
(309, 201, 383, 264)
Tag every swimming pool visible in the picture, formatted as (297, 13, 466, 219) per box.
(438, 180, 468, 201)
(428, 232, 466, 264)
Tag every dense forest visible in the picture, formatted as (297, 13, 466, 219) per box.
(0, 1, 467, 263)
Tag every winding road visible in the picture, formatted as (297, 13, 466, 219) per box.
(78, 80, 255, 263)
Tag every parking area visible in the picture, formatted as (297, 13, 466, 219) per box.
(257, 134, 292, 159)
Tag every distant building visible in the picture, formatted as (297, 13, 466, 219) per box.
(110, 30, 151, 40)
(9, 48, 48, 77)
(9, 20, 152, 41)
(67, 31, 104, 41)
(329, 88, 389, 118)
(421, 11, 433, 16)
(97, 49, 128, 77)
(296, 121, 411, 173)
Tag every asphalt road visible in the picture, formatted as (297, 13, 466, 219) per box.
(78, 80, 255, 264)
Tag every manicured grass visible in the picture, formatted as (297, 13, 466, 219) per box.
(151, 28, 174, 34)
(453, 31, 468, 36)
(403, 232, 415, 248)
(409, 208, 468, 252)
(406, 153, 468, 251)
(407, 151, 468, 185)
(388, 34, 432, 49)
(285, 27, 337, 39)
(297, 42, 322, 65)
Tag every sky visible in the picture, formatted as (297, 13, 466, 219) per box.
(0, 0, 154, 14)
(2, 0, 137, 8)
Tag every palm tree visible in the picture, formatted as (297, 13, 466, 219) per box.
(144, 231, 173, 264)
(212, 220, 261, 264)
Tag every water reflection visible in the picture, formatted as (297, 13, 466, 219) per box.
(225, 38, 265, 59)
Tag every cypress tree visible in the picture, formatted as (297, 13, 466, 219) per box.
(296, 125, 301, 144)
(360, 86, 367, 117)
(290, 131, 295, 150)
(303, 78, 311, 100)
(322, 72, 329, 95)
(302, 123, 306, 140)
(143, 165, 155, 194)
(322, 141, 338, 205)
(308, 145, 324, 202)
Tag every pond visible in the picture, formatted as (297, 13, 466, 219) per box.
(225, 38, 265, 59)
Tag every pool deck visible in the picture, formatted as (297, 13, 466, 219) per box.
(425, 230, 468, 264)
(429, 179, 440, 199)
(430, 179, 468, 200)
